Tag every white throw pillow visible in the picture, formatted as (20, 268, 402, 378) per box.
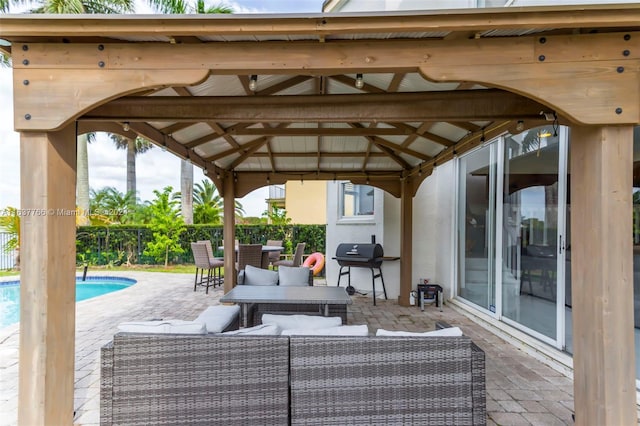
(117, 319, 207, 334)
(282, 324, 369, 336)
(261, 314, 342, 330)
(244, 264, 279, 286)
(223, 324, 281, 336)
(194, 305, 241, 333)
(278, 266, 311, 286)
(375, 327, 463, 337)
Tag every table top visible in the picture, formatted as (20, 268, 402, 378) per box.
(220, 285, 353, 305)
(218, 245, 283, 252)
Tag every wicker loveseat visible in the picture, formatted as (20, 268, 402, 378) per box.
(101, 332, 486, 425)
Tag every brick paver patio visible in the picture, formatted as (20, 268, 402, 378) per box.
(0, 271, 579, 425)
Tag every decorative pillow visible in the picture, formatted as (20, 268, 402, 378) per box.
(261, 314, 342, 330)
(282, 324, 369, 336)
(243, 264, 279, 286)
(223, 324, 281, 336)
(375, 327, 463, 337)
(117, 319, 207, 334)
(194, 305, 241, 333)
(278, 266, 311, 286)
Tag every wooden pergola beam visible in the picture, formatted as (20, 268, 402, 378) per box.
(84, 90, 546, 122)
(2, 6, 640, 37)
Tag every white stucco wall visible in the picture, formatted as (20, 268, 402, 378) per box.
(412, 162, 456, 300)
(325, 182, 395, 299)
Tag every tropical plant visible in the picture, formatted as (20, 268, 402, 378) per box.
(0, 207, 20, 268)
(146, 1, 233, 224)
(143, 186, 186, 266)
(263, 206, 291, 225)
(1, 0, 136, 224)
(173, 179, 245, 224)
(109, 134, 153, 198)
(192, 179, 223, 224)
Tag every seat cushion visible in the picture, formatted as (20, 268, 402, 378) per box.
(117, 319, 207, 334)
(375, 327, 463, 337)
(223, 324, 281, 336)
(243, 264, 279, 286)
(194, 305, 241, 333)
(262, 314, 342, 330)
(278, 266, 311, 286)
(281, 324, 369, 336)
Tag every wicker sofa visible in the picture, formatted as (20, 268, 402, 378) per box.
(101, 332, 486, 425)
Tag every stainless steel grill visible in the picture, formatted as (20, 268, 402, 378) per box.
(333, 243, 388, 305)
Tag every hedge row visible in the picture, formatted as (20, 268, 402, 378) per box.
(75, 224, 326, 266)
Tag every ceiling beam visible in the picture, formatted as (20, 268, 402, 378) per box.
(84, 89, 546, 122)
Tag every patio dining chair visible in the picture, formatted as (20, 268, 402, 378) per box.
(274, 242, 306, 270)
(266, 239, 283, 268)
(191, 242, 222, 294)
(236, 244, 263, 271)
(198, 240, 224, 287)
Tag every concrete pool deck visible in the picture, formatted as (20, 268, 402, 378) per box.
(0, 270, 583, 425)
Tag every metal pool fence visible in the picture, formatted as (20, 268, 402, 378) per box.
(0, 232, 17, 270)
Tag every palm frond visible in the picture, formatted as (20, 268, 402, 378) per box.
(146, 0, 187, 14)
(41, 0, 86, 14)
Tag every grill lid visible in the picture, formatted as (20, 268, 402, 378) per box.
(335, 243, 384, 261)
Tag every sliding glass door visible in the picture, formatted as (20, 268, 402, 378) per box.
(457, 127, 569, 349)
(457, 144, 497, 313)
(501, 127, 568, 346)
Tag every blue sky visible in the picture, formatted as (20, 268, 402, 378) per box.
(0, 0, 325, 216)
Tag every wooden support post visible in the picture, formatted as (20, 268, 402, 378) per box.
(399, 177, 413, 306)
(223, 175, 236, 293)
(18, 125, 77, 426)
(570, 126, 637, 425)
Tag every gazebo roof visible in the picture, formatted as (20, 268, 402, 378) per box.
(1, 4, 639, 196)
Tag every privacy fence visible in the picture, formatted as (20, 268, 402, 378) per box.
(76, 224, 326, 266)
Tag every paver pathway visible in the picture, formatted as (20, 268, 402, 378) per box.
(0, 271, 588, 425)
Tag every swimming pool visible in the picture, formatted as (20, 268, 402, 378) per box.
(0, 276, 137, 329)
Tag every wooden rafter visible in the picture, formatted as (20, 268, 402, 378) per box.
(256, 75, 313, 96)
(349, 123, 413, 169)
(362, 122, 377, 170)
(448, 121, 482, 132)
(387, 73, 406, 92)
(390, 122, 455, 148)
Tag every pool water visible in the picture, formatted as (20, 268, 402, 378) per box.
(0, 276, 137, 329)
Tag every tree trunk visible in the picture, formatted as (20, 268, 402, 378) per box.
(181, 159, 194, 225)
(164, 245, 169, 268)
(126, 138, 136, 199)
(76, 134, 90, 225)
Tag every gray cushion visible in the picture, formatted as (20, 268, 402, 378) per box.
(278, 266, 311, 286)
(244, 265, 279, 286)
(194, 305, 240, 333)
(262, 314, 342, 330)
(117, 320, 207, 334)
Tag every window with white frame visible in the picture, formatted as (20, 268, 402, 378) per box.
(340, 183, 374, 218)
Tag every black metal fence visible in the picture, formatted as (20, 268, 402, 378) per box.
(0, 232, 17, 270)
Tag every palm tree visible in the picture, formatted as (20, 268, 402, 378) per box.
(193, 179, 223, 224)
(1, 0, 136, 224)
(77, 132, 98, 224)
(147, 1, 233, 223)
(109, 134, 153, 198)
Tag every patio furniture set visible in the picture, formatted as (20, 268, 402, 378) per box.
(101, 257, 487, 424)
(101, 324, 486, 425)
